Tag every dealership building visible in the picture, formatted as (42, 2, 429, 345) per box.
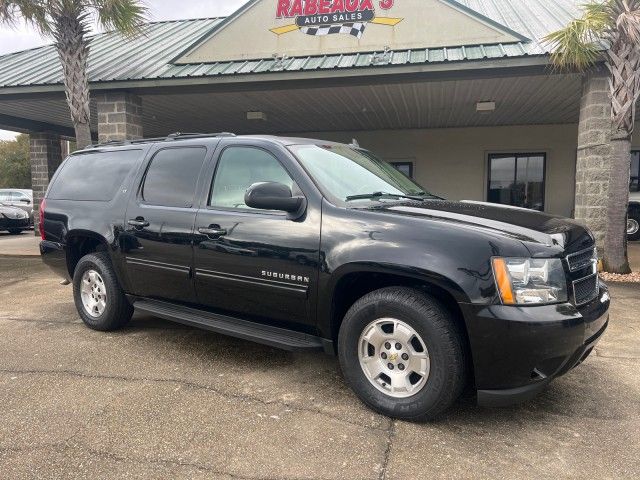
(0, 0, 638, 244)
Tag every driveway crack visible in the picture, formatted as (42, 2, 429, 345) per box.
(0, 367, 388, 433)
(379, 420, 396, 480)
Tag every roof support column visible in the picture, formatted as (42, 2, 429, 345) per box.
(96, 91, 143, 143)
(30, 132, 62, 236)
(575, 69, 612, 251)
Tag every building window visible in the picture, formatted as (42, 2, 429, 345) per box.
(389, 161, 414, 178)
(487, 153, 546, 211)
(631, 151, 640, 192)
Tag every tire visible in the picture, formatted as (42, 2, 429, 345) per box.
(73, 252, 133, 331)
(338, 287, 466, 421)
(7, 228, 23, 235)
(628, 210, 640, 241)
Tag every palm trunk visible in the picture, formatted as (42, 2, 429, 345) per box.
(74, 121, 92, 149)
(603, 133, 632, 273)
(54, 11, 92, 149)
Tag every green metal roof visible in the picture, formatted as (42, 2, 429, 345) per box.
(0, 0, 583, 90)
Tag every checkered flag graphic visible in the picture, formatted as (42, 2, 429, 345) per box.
(300, 22, 367, 38)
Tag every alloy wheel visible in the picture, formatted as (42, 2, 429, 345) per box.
(358, 318, 430, 398)
(80, 269, 107, 318)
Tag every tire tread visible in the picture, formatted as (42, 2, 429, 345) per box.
(339, 286, 466, 421)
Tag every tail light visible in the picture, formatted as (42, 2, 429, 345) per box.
(39, 198, 46, 241)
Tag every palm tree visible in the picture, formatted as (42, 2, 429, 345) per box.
(0, 1, 147, 149)
(546, 0, 640, 274)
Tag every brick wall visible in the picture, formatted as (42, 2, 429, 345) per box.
(30, 133, 62, 235)
(575, 71, 612, 251)
(96, 92, 143, 143)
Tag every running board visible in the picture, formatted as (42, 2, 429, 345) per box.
(133, 299, 325, 351)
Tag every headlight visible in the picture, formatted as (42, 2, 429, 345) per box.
(492, 257, 568, 305)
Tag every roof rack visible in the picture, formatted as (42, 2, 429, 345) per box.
(84, 132, 236, 149)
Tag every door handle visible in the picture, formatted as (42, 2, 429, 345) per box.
(128, 218, 149, 228)
(198, 226, 227, 238)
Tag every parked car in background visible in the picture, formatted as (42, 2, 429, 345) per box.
(0, 189, 34, 226)
(629, 191, 640, 241)
(0, 203, 30, 234)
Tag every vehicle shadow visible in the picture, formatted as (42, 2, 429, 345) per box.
(121, 312, 624, 425)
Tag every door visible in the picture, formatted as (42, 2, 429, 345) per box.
(193, 142, 321, 328)
(123, 145, 209, 302)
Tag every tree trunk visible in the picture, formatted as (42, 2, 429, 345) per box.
(74, 122, 92, 149)
(603, 133, 632, 274)
(54, 12, 92, 149)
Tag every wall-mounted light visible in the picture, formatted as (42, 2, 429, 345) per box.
(476, 101, 496, 114)
(247, 111, 267, 121)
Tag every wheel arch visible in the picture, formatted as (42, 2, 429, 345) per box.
(323, 264, 472, 367)
(64, 230, 110, 277)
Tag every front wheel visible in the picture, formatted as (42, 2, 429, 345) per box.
(7, 228, 23, 235)
(628, 210, 640, 241)
(338, 287, 466, 421)
(73, 252, 133, 331)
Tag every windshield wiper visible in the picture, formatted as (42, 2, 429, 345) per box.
(345, 191, 426, 202)
(415, 191, 444, 200)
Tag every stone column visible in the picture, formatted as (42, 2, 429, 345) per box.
(30, 133, 63, 235)
(574, 70, 612, 251)
(96, 91, 143, 143)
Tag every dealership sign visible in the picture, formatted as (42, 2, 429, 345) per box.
(271, 0, 403, 38)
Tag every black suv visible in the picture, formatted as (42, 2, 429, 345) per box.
(40, 133, 610, 420)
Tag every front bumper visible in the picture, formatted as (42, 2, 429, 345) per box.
(0, 216, 29, 230)
(460, 282, 610, 407)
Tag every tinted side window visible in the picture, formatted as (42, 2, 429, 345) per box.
(142, 147, 206, 208)
(209, 147, 296, 209)
(48, 150, 142, 201)
(0, 192, 10, 201)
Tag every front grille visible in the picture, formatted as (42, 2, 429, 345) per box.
(567, 247, 596, 272)
(573, 273, 599, 306)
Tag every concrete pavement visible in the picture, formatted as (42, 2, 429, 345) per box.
(0, 231, 39, 256)
(0, 255, 639, 479)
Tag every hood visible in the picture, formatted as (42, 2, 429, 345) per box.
(361, 199, 594, 253)
(0, 205, 27, 218)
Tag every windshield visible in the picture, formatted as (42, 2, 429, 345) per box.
(289, 144, 437, 202)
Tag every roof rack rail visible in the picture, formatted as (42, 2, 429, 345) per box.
(83, 132, 236, 149)
(164, 132, 236, 140)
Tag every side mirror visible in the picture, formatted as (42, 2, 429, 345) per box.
(245, 182, 306, 218)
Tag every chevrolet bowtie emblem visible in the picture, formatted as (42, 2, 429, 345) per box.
(389, 353, 398, 362)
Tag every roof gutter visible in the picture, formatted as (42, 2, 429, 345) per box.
(0, 55, 556, 96)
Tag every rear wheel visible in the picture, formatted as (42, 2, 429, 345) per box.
(338, 287, 466, 421)
(73, 252, 133, 331)
(628, 210, 640, 241)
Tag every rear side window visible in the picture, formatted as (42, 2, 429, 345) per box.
(48, 150, 142, 201)
(141, 147, 207, 208)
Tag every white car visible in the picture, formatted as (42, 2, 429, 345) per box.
(0, 189, 34, 226)
(629, 191, 640, 241)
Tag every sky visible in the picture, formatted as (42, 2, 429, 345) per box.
(0, 0, 248, 141)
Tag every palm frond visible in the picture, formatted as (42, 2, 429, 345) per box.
(0, 0, 53, 35)
(544, 1, 611, 71)
(90, 0, 148, 37)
